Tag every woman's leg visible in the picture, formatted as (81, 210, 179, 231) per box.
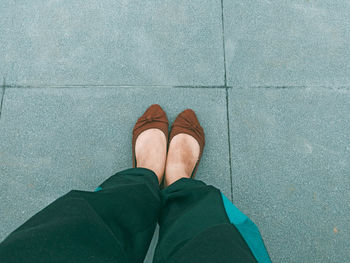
(0, 105, 169, 263)
(154, 131, 270, 263)
(0, 168, 161, 263)
(153, 178, 271, 263)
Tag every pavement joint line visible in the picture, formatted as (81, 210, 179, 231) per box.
(225, 87, 234, 202)
(220, 0, 227, 87)
(220, 0, 233, 201)
(173, 86, 226, 89)
(3, 85, 350, 91)
(4, 85, 228, 89)
(229, 85, 350, 91)
(0, 77, 6, 120)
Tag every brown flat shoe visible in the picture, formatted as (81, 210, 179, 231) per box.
(132, 104, 169, 168)
(168, 109, 205, 178)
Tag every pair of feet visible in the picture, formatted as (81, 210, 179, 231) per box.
(135, 114, 201, 188)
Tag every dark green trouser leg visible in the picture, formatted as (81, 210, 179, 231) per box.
(154, 178, 259, 263)
(1, 169, 269, 263)
(0, 168, 160, 263)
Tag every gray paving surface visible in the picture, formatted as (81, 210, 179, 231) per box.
(1, 0, 350, 262)
(224, 0, 350, 86)
(228, 87, 350, 262)
(0, 0, 224, 86)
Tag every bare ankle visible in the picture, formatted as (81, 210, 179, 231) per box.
(164, 134, 199, 187)
(165, 164, 191, 186)
(135, 129, 166, 184)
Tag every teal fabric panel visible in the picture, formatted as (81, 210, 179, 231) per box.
(221, 193, 271, 263)
(94, 186, 102, 192)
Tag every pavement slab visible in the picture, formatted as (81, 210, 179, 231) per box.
(228, 87, 350, 262)
(0, 87, 231, 254)
(224, 0, 350, 86)
(0, 0, 224, 86)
